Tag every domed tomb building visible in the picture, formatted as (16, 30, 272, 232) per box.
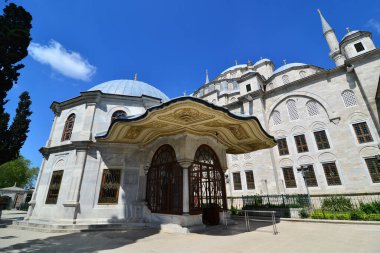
(24, 79, 275, 230)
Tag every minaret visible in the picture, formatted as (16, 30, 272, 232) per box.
(317, 9, 346, 66)
(205, 69, 209, 84)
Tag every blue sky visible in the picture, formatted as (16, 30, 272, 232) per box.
(3, 0, 380, 167)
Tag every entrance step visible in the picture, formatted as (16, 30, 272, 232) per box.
(10, 220, 150, 233)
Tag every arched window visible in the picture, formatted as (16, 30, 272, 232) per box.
(111, 110, 127, 122)
(287, 100, 299, 120)
(299, 71, 307, 78)
(230, 97, 237, 103)
(342, 90, 358, 108)
(272, 110, 281, 125)
(228, 82, 234, 90)
(306, 101, 319, 116)
(282, 75, 290, 84)
(233, 82, 239, 90)
(189, 145, 226, 216)
(61, 113, 76, 141)
(146, 145, 182, 214)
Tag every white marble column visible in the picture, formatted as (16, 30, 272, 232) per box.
(183, 167, 189, 214)
(179, 160, 192, 214)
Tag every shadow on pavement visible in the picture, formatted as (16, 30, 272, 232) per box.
(0, 228, 160, 253)
(198, 217, 280, 236)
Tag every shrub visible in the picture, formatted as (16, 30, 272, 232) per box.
(350, 210, 366, 220)
(334, 213, 350, 220)
(310, 210, 324, 219)
(364, 213, 380, 221)
(230, 205, 239, 215)
(359, 201, 380, 214)
(321, 196, 353, 212)
(299, 208, 310, 218)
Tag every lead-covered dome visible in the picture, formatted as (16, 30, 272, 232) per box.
(88, 79, 169, 102)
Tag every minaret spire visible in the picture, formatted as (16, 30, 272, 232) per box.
(317, 9, 346, 66)
(134, 73, 138, 81)
(205, 69, 209, 84)
(317, 9, 333, 34)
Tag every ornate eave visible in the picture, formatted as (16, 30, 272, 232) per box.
(96, 97, 276, 154)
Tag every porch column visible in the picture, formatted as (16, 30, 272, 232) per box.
(179, 160, 192, 214)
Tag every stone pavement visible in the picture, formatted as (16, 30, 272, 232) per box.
(0, 211, 379, 253)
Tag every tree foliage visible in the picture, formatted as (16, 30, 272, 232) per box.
(0, 3, 33, 165)
(0, 91, 32, 165)
(0, 156, 38, 188)
(0, 3, 32, 102)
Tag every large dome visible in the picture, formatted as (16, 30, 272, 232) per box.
(88, 79, 169, 102)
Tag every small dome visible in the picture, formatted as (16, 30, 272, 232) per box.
(341, 30, 360, 41)
(254, 58, 272, 65)
(272, 63, 307, 75)
(88, 79, 169, 102)
(221, 64, 247, 74)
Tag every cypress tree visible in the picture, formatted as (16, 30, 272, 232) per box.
(0, 3, 32, 165)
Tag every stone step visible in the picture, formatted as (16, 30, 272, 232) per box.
(10, 221, 150, 233)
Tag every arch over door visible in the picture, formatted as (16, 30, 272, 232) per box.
(146, 145, 183, 214)
(189, 145, 227, 214)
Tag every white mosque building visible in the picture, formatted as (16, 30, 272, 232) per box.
(23, 10, 380, 230)
(193, 10, 380, 197)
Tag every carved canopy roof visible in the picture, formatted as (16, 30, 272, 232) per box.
(96, 97, 276, 154)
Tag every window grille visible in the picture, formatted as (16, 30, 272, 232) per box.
(146, 145, 183, 214)
(304, 165, 318, 187)
(233, 172, 242, 190)
(364, 158, 380, 183)
(272, 110, 281, 125)
(294, 134, 309, 153)
(245, 171, 255, 190)
(61, 114, 76, 141)
(233, 83, 239, 90)
(282, 167, 297, 188)
(244, 153, 251, 160)
(98, 169, 121, 204)
(277, 138, 289, 156)
(287, 100, 299, 120)
(299, 71, 307, 78)
(209, 84, 215, 92)
(314, 130, 330, 150)
(306, 101, 319, 116)
(322, 162, 342, 186)
(45, 170, 64, 204)
(189, 145, 226, 214)
(111, 110, 127, 122)
(353, 122, 373, 143)
(342, 90, 358, 108)
(282, 75, 290, 84)
(199, 89, 204, 97)
(232, 155, 239, 161)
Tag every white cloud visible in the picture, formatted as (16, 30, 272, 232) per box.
(28, 40, 96, 81)
(367, 19, 380, 34)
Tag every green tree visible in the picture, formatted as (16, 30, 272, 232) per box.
(0, 156, 38, 188)
(0, 3, 33, 165)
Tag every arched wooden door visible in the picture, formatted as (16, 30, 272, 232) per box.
(146, 145, 183, 214)
(189, 145, 227, 222)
